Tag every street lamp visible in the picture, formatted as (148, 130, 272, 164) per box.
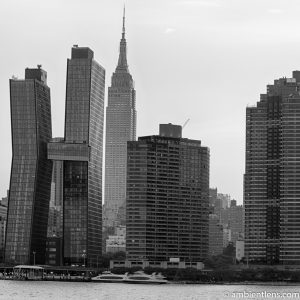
(33, 251, 36, 265)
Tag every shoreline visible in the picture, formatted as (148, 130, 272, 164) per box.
(1, 277, 299, 285)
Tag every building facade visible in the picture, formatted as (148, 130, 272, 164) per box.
(5, 66, 52, 264)
(45, 237, 63, 266)
(48, 46, 105, 266)
(209, 188, 218, 207)
(110, 260, 204, 270)
(126, 124, 209, 262)
(217, 193, 231, 209)
(208, 214, 223, 256)
(223, 227, 232, 248)
(47, 145, 64, 238)
(106, 225, 126, 253)
(245, 71, 300, 264)
(0, 200, 7, 262)
(104, 9, 136, 229)
(228, 200, 244, 245)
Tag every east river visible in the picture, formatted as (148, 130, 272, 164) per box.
(1, 281, 300, 300)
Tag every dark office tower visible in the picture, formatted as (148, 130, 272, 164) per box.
(104, 8, 136, 228)
(245, 71, 300, 265)
(126, 124, 209, 262)
(5, 66, 52, 264)
(48, 46, 105, 266)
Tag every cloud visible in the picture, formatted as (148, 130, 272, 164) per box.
(267, 8, 283, 14)
(177, 0, 220, 7)
(165, 28, 176, 34)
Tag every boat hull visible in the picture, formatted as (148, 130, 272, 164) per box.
(123, 279, 167, 284)
(91, 279, 124, 283)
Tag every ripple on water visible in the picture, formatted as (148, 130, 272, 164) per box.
(1, 281, 300, 300)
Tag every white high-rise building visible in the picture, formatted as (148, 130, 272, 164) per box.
(104, 8, 136, 228)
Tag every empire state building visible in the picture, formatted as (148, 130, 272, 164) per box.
(104, 8, 136, 229)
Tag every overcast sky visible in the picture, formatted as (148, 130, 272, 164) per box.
(1, 0, 300, 203)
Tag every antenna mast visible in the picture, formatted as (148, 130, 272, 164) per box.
(182, 118, 190, 129)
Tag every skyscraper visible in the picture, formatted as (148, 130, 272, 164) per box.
(228, 200, 244, 245)
(5, 66, 52, 264)
(126, 124, 209, 262)
(104, 8, 136, 229)
(208, 214, 223, 256)
(48, 46, 105, 266)
(245, 71, 300, 264)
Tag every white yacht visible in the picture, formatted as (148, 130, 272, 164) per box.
(123, 271, 168, 284)
(91, 271, 127, 282)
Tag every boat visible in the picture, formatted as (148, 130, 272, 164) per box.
(91, 271, 127, 282)
(123, 271, 168, 284)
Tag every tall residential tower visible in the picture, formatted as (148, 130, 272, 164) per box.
(5, 66, 52, 264)
(104, 8, 137, 228)
(245, 71, 300, 264)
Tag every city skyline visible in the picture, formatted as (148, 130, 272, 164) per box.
(2, 1, 300, 203)
(1, 2, 300, 296)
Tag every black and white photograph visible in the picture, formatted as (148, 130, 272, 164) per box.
(1, 0, 300, 299)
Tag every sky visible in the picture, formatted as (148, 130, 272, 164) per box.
(1, 0, 300, 204)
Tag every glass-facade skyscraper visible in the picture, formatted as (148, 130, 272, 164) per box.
(48, 46, 105, 266)
(5, 66, 52, 264)
(245, 71, 300, 264)
(104, 9, 136, 229)
(126, 124, 209, 262)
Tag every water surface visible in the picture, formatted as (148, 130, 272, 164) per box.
(0, 281, 299, 300)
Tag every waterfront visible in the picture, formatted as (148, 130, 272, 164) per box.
(1, 281, 300, 300)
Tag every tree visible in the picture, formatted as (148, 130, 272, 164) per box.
(223, 242, 235, 257)
(112, 251, 126, 260)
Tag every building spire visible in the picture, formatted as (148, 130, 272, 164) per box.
(116, 5, 128, 72)
(122, 4, 125, 39)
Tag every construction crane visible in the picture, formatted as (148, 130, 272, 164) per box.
(182, 118, 190, 129)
